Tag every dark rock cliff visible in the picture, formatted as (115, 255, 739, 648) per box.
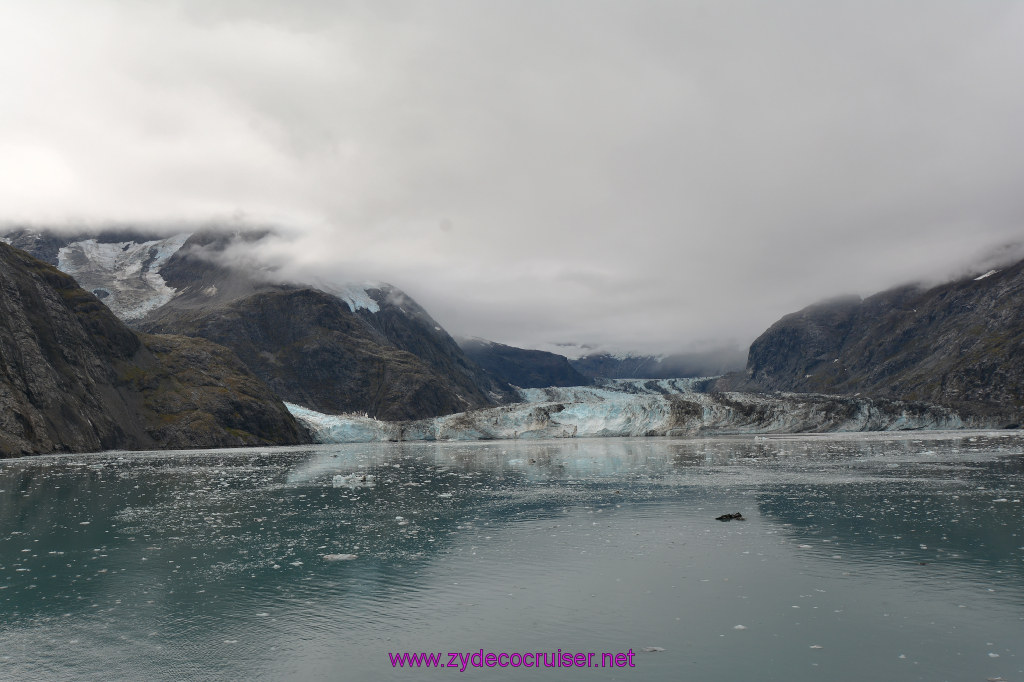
(355, 286, 518, 404)
(458, 338, 591, 388)
(728, 259, 1024, 422)
(137, 232, 514, 419)
(0, 243, 308, 456)
(139, 287, 509, 420)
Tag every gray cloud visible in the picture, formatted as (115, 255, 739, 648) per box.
(2, 1, 1023, 353)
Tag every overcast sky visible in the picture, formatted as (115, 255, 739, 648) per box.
(3, 1, 1023, 354)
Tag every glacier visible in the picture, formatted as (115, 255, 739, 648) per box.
(313, 282, 381, 313)
(336, 285, 381, 313)
(288, 378, 980, 444)
(57, 233, 191, 320)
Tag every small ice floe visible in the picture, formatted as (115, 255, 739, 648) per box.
(798, 544, 812, 549)
(332, 473, 376, 488)
(437, 493, 453, 499)
(987, 652, 1000, 658)
(993, 498, 1008, 503)
(809, 644, 823, 649)
(733, 625, 747, 630)
(323, 553, 358, 561)
(642, 647, 665, 653)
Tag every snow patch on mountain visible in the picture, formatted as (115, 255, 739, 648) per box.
(531, 342, 599, 360)
(337, 285, 380, 313)
(57, 233, 191, 320)
(312, 282, 381, 313)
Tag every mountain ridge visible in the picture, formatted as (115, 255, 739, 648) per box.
(720, 256, 1024, 424)
(5, 227, 515, 420)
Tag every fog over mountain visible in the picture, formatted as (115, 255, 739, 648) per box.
(3, 1, 1023, 354)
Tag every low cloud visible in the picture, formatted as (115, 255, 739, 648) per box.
(2, 1, 1023, 353)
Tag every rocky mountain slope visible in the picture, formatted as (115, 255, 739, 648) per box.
(728, 258, 1024, 423)
(140, 286, 509, 420)
(4, 228, 514, 420)
(458, 338, 591, 388)
(0, 242, 308, 456)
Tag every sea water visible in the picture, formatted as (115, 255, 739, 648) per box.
(1, 432, 1022, 681)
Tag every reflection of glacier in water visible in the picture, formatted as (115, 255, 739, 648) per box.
(288, 379, 983, 444)
(285, 429, 1024, 487)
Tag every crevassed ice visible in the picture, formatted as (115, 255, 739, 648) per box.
(285, 403, 396, 442)
(335, 285, 380, 313)
(57, 233, 191, 320)
(287, 379, 970, 445)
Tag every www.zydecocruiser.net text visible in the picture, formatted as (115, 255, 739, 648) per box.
(389, 649, 637, 671)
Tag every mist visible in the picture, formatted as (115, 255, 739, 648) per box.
(2, 1, 1023, 354)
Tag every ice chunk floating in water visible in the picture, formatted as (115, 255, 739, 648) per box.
(332, 473, 376, 488)
(0, 432, 1021, 681)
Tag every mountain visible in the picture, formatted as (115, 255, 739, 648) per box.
(3, 227, 514, 420)
(570, 347, 747, 380)
(140, 286, 511, 421)
(458, 338, 591, 388)
(2, 227, 194, 321)
(0, 242, 308, 456)
(727, 258, 1024, 423)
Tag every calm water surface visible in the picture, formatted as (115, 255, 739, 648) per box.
(1, 432, 1022, 681)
